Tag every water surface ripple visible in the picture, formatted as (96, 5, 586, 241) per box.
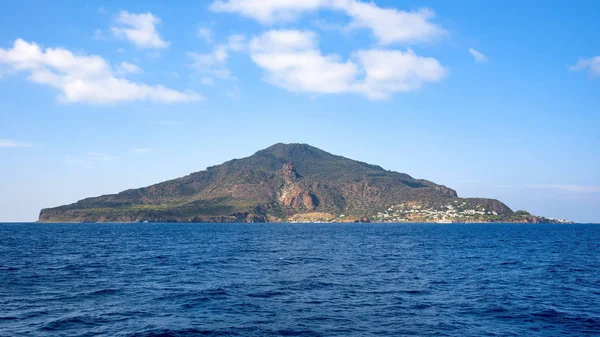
(0, 223, 598, 336)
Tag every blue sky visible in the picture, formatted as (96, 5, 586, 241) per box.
(0, 0, 599, 223)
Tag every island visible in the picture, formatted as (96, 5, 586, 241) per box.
(38, 143, 570, 224)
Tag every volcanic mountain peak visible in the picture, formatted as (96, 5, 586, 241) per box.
(38, 143, 562, 223)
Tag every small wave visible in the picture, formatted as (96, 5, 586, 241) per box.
(401, 290, 430, 295)
(532, 308, 565, 319)
(484, 306, 509, 314)
(431, 280, 448, 284)
(302, 280, 338, 289)
(181, 297, 211, 309)
(501, 261, 520, 265)
(41, 315, 105, 331)
(22, 310, 49, 319)
(569, 268, 588, 272)
(247, 290, 285, 298)
(203, 288, 228, 296)
(155, 288, 228, 303)
(91, 288, 119, 295)
(530, 308, 600, 331)
(276, 329, 320, 336)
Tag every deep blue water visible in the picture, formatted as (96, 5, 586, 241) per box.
(0, 223, 599, 337)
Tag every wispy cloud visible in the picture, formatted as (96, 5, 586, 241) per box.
(188, 34, 247, 81)
(468, 48, 488, 63)
(197, 27, 214, 44)
(94, 29, 104, 40)
(118, 61, 143, 74)
(0, 139, 33, 148)
(111, 11, 170, 49)
(201, 76, 214, 86)
(570, 56, 600, 77)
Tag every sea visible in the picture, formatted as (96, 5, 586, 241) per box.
(0, 223, 598, 336)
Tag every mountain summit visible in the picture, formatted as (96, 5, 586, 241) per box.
(39, 143, 557, 223)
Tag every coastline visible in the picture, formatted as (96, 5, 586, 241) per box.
(31, 220, 577, 224)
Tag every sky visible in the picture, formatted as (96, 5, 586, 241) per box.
(0, 0, 599, 223)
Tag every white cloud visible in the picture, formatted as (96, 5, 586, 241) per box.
(526, 184, 600, 194)
(189, 34, 246, 80)
(311, 19, 348, 33)
(197, 27, 214, 44)
(340, 2, 444, 45)
(111, 11, 170, 49)
(0, 139, 33, 148)
(248, 30, 446, 99)
(0, 39, 199, 104)
(250, 29, 315, 52)
(119, 61, 143, 74)
(210, 0, 445, 45)
(570, 56, 600, 77)
(210, 0, 329, 24)
(250, 30, 357, 94)
(468, 48, 488, 63)
(352, 49, 447, 99)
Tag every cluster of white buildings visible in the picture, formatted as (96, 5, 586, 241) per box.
(375, 201, 498, 222)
